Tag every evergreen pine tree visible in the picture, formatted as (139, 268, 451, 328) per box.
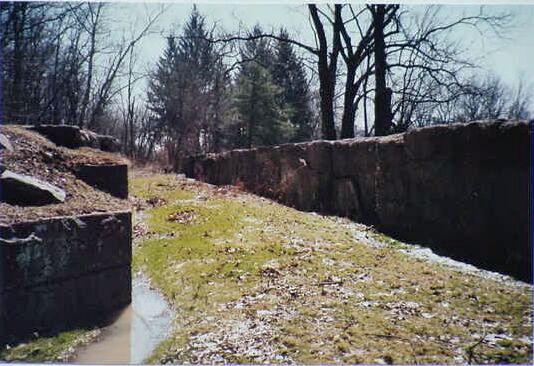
(147, 35, 180, 135)
(228, 25, 295, 148)
(272, 29, 313, 142)
(147, 6, 230, 157)
(241, 25, 275, 70)
(234, 62, 293, 148)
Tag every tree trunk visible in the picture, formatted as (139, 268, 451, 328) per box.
(340, 64, 357, 138)
(318, 64, 337, 140)
(309, 4, 338, 140)
(373, 4, 392, 136)
(363, 59, 370, 136)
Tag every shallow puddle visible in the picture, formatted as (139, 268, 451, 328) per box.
(74, 276, 171, 364)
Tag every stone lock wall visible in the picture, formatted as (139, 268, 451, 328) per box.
(179, 121, 531, 282)
(0, 211, 132, 344)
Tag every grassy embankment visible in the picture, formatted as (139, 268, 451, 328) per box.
(131, 172, 532, 364)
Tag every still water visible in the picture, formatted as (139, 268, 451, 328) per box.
(74, 277, 171, 364)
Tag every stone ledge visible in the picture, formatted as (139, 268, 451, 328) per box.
(0, 211, 131, 290)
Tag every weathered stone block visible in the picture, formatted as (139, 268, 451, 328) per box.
(79, 129, 101, 149)
(75, 164, 128, 199)
(0, 211, 131, 290)
(375, 135, 411, 232)
(28, 124, 122, 152)
(234, 149, 258, 189)
(277, 144, 316, 210)
(332, 139, 377, 221)
(214, 153, 237, 185)
(302, 141, 334, 212)
(98, 135, 121, 152)
(0, 211, 132, 344)
(29, 125, 82, 149)
(2, 266, 131, 343)
(332, 178, 360, 217)
(0, 170, 66, 206)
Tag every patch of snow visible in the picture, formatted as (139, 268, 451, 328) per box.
(322, 257, 336, 266)
(341, 220, 530, 289)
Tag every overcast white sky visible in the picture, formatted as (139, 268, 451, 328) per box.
(116, 2, 534, 83)
(104, 1, 534, 120)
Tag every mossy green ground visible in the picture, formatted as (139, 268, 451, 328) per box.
(131, 172, 532, 364)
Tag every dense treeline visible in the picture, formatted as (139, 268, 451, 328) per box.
(1, 2, 159, 132)
(1, 3, 531, 165)
(146, 9, 314, 161)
